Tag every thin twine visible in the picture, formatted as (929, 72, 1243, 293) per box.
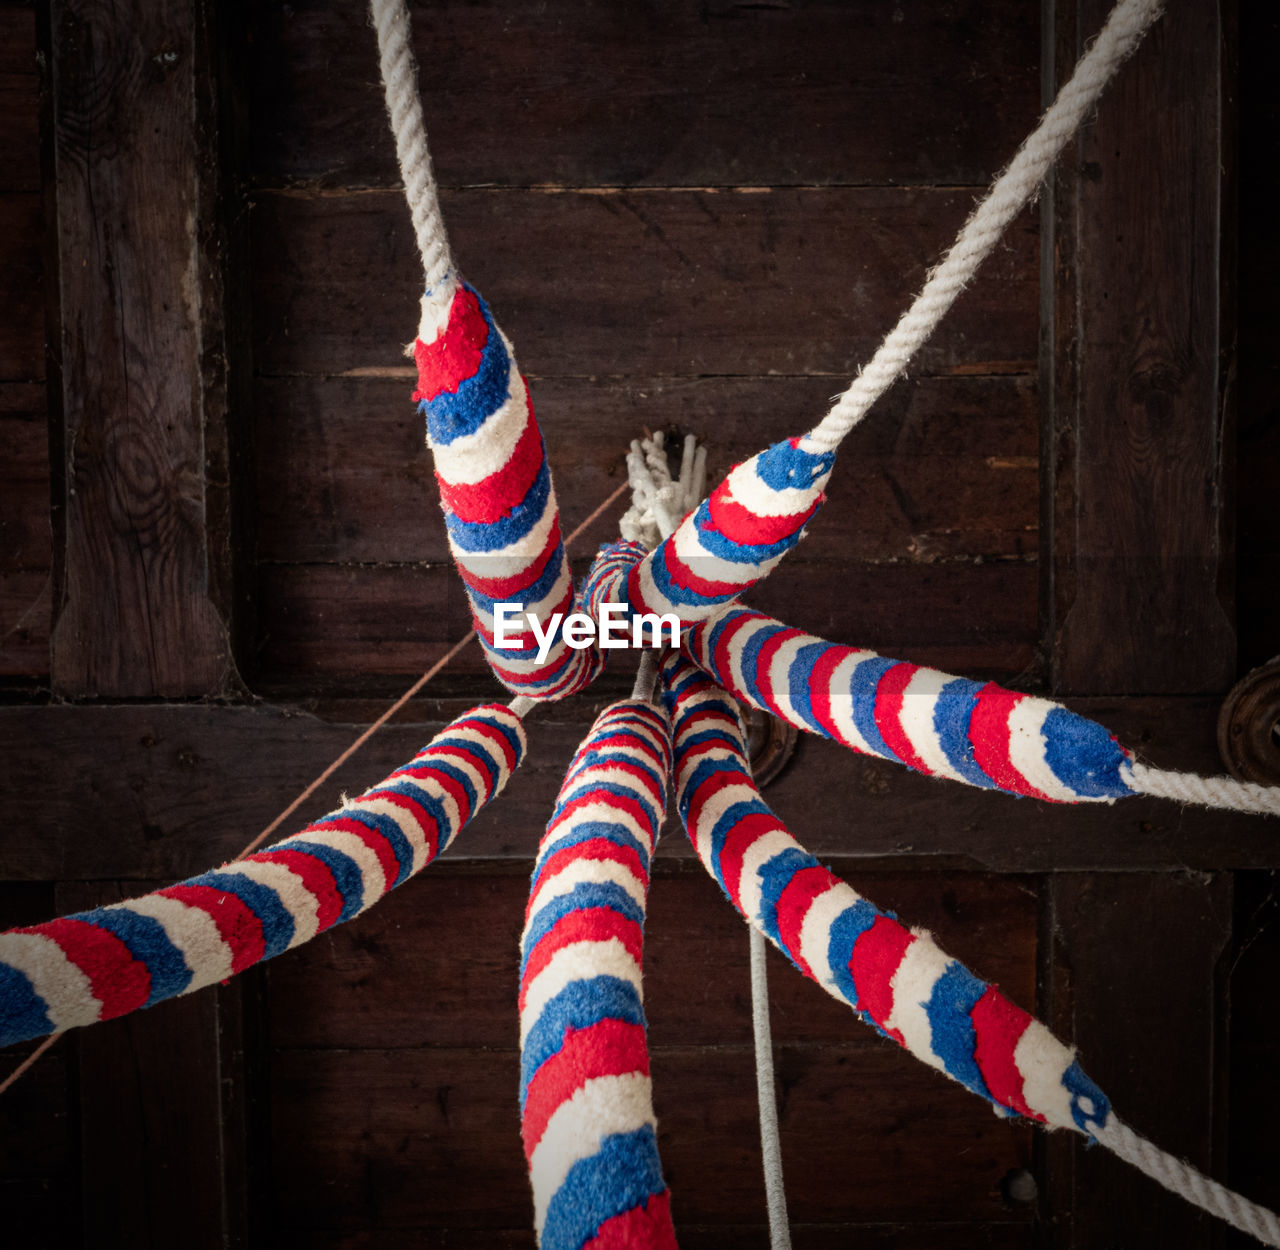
(0, 478, 630, 1098)
(750, 926, 793, 1249)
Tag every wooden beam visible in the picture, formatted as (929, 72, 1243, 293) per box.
(47, 0, 236, 698)
(1046, 0, 1234, 695)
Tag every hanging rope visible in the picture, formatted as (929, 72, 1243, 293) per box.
(803, 0, 1166, 452)
(1124, 760, 1280, 817)
(750, 927, 792, 1250)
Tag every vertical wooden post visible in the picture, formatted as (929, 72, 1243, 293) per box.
(1046, 0, 1234, 695)
(48, 0, 236, 698)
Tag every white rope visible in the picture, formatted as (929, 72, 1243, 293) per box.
(631, 650, 659, 703)
(1094, 1116, 1280, 1247)
(620, 431, 706, 549)
(802, 0, 1165, 453)
(508, 694, 536, 719)
(369, 0, 458, 340)
(1123, 760, 1280, 816)
(750, 926, 793, 1250)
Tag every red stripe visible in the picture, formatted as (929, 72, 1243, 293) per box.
(848, 916, 913, 1043)
(412, 286, 488, 402)
(755, 625, 806, 714)
(660, 536, 743, 600)
(582, 1189, 677, 1250)
(250, 848, 343, 932)
(436, 400, 545, 524)
(550, 790, 656, 843)
(313, 816, 400, 898)
(969, 683, 1048, 798)
(808, 642, 852, 743)
(707, 477, 822, 546)
(873, 662, 931, 775)
(774, 865, 840, 979)
(31, 917, 150, 1021)
(367, 787, 447, 863)
(716, 809, 786, 912)
(970, 986, 1038, 1119)
(158, 883, 265, 974)
(706, 609, 757, 684)
(462, 518, 563, 600)
(528, 841, 649, 926)
(521, 909, 645, 1002)
(521, 1018, 651, 1157)
(565, 756, 664, 806)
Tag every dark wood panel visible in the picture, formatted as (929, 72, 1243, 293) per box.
(0, 9, 40, 194)
(0, 194, 43, 381)
(253, 374, 1038, 565)
(256, 558, 1038, 684)
(0, 696, 1276, 883)
(249, 188, 1038, 379)
(48, 0, 234, 698)
(1038, 873, 1231, 1248)
(267, 864, 1036, 1052)
(246, 0, 1038, 191)
(0, 383, 51, 679)
(1048, 0, 1234, 695)
(267, 1044, 1029, 1234)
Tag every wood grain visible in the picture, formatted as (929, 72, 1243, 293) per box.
(0, 8, 40, 195)
(48, 0, 234, 697)
(249, 187, 1038, 379)
(245, 0, 1038, 191)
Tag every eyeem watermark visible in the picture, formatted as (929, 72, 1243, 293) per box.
(494, 602, 680, 664)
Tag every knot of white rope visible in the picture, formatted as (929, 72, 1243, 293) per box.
(620, 431, 707, 549)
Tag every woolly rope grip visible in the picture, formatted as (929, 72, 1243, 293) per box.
(519, 699, 678, 1249)
(686, 604, 1133, 804)
(414, 282, 603, 700)
(0, 705, 526, 1049)
(658, 651, 1108, 1132)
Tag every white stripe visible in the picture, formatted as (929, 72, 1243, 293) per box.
(681, 773, 758, 864)
(1014, 1018, 1078, 1130)
(738, 832, 801, 926)
(361, 787, 455, 868)
(403, 747, 490, 805)
(467, 562, 574, 636)
(288, 828, 387, 915)
(528, 858, 647, 925)
(447, 478, 559, 568)
(1006, 697, 1082, 803)
(797, 881, 860, 1000)
(722, 614, 774, 697)
(885, 934, 952, 1073)
(897, 667, 967, 783)
(433, 725, 512, 783)
(0, 931, 101, 1032)
(723, 456, 829, 519)
(232, 858, 322, 950)
(125, 893, 235, 992)
(764, 634, 813, 728)
(518, 937, 643, 1046)
(670, 516, 782, 588)
(431, 364, 531, 483)
(825, 651, 883, 755)
(529, 1072, 656, 1233)
(537, 804, 654, 864)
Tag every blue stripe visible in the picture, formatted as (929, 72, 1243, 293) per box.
(1062, 1060, 1111, 1134)
(531, 823, 651, 894)
(675, 753, 746, 824)
(826, 900, 879, 1009)
(368, 778, 455, 847)
(847, 656, 899, 762)
(706, 797, 775, 892)
(923, 961, 994, 1103)
(541, 1127, 666, 1250)
(389, 758, 478, 816)
(785, 641, 832, 736)
(551, 781, 660, 835)
(753, 437, 835, 490)
(520, 976, 645, 1106)
(520, 882, 645, 977)
(79, 906, 193, 1007)
(1042, 707, 1134, 799)
(739, 620, 792, 707)
(671, 726, 740, 756)
(418, 289, 513, 446)
(690, 505, 804, 565)
(756, 847, 819, 941)
(444, 456, 553, 553)
(312, 808, 415, 888)
(0, 963, 53, 1047)
(188, 870, 296, 959)
(932, 678, 997, 788)
(267, 838, 366, 923)
(463, 712, 526, 769)
(645, 530, 737, 609)
(464, 531, 568, 616)
(563, 748, 666, 799)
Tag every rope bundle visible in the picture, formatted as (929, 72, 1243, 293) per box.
(0, 705, 524, 1048)
(519, 699, 677, 1248)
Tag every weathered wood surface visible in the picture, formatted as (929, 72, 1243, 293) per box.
(0, 194, 43, 385)
(1037, 873, 1232, 1248)
(246, 0, 1038, 191)
(250, 187, 1037, 380)
(1047, 0, 1235, 695)
(0, 7, 40, 196)
(0, 695, 1275, 882)
(48, 0, 235, 698)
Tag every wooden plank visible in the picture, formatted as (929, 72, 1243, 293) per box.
(256, 559, 1038, 685)
(59, 880, 247, 1250)
(267, 864, 1037, 1052)
(246, 0, 1039, 191)
(0, 8, 40, 194)
(1038, 873, 1231, 1248)
(48, 0, 234, 698)
(249, 187, 1038, 379)
(0, 696, 1276, 881)
(267, 1044, 1029, 1234)
(0, 194, 43, 381)
(1047, 0, 1234, 694)
(253, 373, 1038, 566)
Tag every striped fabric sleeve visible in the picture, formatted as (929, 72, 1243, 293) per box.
(414, 282, 603, 700)
(685, 604, 1136, 804)
(519, 699, 678, 1250)
(659, 651, 1112, 1137)
(0, 705, 526, 1048)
